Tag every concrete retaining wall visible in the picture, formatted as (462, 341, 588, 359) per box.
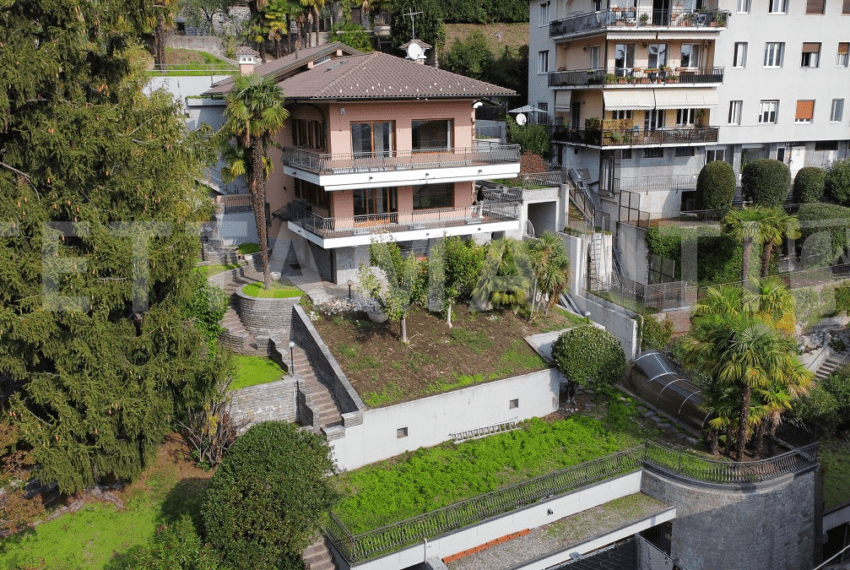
(573, 294, 639, 361)
(616, 222, 649, 285)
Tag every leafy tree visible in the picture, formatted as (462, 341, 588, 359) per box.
(825, 158, 850, 207)
(696, 160, 736, 213)
(506, 116, 550, 157)
(265, 0, 295, 58)
(184, 276, 229, 348)
(219, 74, 289, 289)
(126, 515, 223, 570)
(0, 0, 228, 494)
(150, 0, 179, 70)
(391, 0, 446, 54)
(551, 326, 626, 391)
(741, 158, 792, 207)
(757, 208, 800, 278)
(202, 421, 339, 569)
(796, 203, 850, 267)
(488, 45, 530, 103)
(429, 236, 485, 327)
(723, 206, 773, 283)
(793, 166, 826, 204)
(443, 30, 494, 80)
(329, 20, 375, 52)
(179, 0, 240, 34)
(358, 239, 421, 343)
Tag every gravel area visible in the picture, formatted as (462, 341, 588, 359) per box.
(447, 493, 670, 570)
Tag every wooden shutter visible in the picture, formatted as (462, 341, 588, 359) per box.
(839, 43, 850, 55)
(806, 0, 824, 13)
(795, 100, 814, 121)
(802, 43, 820, 53)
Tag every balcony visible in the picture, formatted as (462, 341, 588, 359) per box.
(281, 144, 521, 191)
(549, 8, 728, 39)
(550, 126, 718, 147)
(548, 67, 724, 88)
(286, 201, 520, 248)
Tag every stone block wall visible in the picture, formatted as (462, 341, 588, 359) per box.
(234, 290, 299, 336)
(230, 376, 297, 429)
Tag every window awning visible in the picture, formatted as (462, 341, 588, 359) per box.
(796, 100, 815, 120)
(653, 88, 718, 109)
(555, 90, 572, 111)
(802, 42, 821, 53)
(839, 43, 849, 55)
(602, 89, 656, 110)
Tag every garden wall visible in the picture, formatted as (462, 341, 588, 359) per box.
(330, 368, 562, 471)
(616, 222, 649, 285)
(574, 294, 639, 361)
(229, 376, 297, 429)
(233, 288, 299, 336)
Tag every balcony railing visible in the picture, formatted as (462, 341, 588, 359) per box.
(549, 67, 724, 88)
(550, 7, 729, 38)
(287, 201, 519, 239)
(282, 144, 521, 176)
(550, 126, 718, 147)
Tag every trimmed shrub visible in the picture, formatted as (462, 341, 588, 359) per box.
(644, 226, 743, 284)
(741, 158, 791, 207)
(552, 326, 626, 389)
(696, 161, 736, 212)
(793, 167, 826, 204)
(825, 158, 850, 206)
(796, 203, 850, 267)
(202, 421, 339, 569)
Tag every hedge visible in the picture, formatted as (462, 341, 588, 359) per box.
(551, 326, 626, 390)
(825, 158, 850, 207)
(793, 167, 826, 204)
(741, 158, 791, 207)
(696, 160, 736, 212)
(644, 225, 743, 284)
(796, 203, 850, 268)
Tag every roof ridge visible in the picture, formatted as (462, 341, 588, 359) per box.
(313, 52, 380, 97)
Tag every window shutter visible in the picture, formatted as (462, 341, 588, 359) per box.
(806, 0, 824, 13)
(796, 100, 815, 120)
(802, 43, 820, 53)
(839, 43, 850, 55)
(844, 0, 850, 14)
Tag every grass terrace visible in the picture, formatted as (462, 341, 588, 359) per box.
(242, 279, 302, 299)
(229, 356, 285, 391)
(194, 262, 241, 278)
(313, 305, 585, 407)
(145, 48, 237, 76)
(821, 438, 850, 510)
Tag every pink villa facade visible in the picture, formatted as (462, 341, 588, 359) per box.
(208, 43, 522, 284)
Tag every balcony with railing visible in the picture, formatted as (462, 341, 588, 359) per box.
(549, 7, 728, 39)
(549, 67, 724, 88)
(550, 125, 718, 147)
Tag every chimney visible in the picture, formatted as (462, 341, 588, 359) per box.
(236, 47, 260, 76)
(401, 39, 431, 66)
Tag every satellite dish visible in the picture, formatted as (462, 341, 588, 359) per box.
(516, 113, 527, 126)
(406, 42, 423, 60)
(472, 101, 484, 109)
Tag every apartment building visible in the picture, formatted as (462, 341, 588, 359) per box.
(208, 43, 522, 283)
(529, 0, 850, 219)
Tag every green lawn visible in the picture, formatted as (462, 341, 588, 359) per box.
(242, 281, 302, 299)
(237, 243, 260, 255)
(194, 263, 240, 278)
(145, 47, 237, 76)
(821, 438, 850, 510)
(229, 356, 285, 391)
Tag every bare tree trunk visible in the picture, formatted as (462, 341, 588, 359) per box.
(707, 428, 719, 456)
(250, 142, 271, 289)
(761, 239, 775, 278)
(446, 303, 453, 328)
(752, 416, 769, 459)
(401, 315, 408, 343)
(314, 7, 320, 47)
(736, 383, 751, 461)
(154, 14, 167, 70)
(287, 15, 294, 53)
(742, 239, 753, 284)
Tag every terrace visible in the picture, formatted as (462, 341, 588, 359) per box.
(549, 7, 728, 40)
(549, 125, 718, 147)
(549, 67, 724, 88)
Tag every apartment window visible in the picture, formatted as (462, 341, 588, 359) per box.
(509, 399, 519, 409)
(351, 121, 394, 156)
(588, 45, 600, 70)
(644, 148, 665, 158)
(612, 110, 633, 120)
(729, 101, 743, 125)
(769, 0, 787, 13)
(397, 427, 408, 438)
(676, 108, 696, 125)
(675, 147, 696, 157)
(707, 149, 726, 163)
(539, 1, 550, 26)
(801, 43, 820, 68)
(759, 100, 779, 123)
(413, 184, 452, 210)
(838, 43, 849, 67)
(648, 44, 668, 69)
(795, 100, 815, 123)
(845, 0, 850, 14)
(294, 179, 330, 209)
(737, 0, 750, 12)
(292, 119, 326, 150)
(816, 141, 839, 151)
(412, 119, 452, 151)
(537, 102, 549, 125)
(764, 43, 785, 67)
(538, 50, 549, 74)
(681, 45, 701, 68)
(645, 109, 665, 131)
(831, 99, 845, 122)
(734, 43, 748, 67)
(353, 188, 397, 216)
(615, 44, 635, 72)
(621, 149, 633, 160)
(806, 0, 825, 13)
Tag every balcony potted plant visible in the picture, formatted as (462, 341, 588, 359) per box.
(681, 12, 694, 26)
(695, 108, 706, 127)
(605, 73, 617, 84)
(617, 75, 629, 84)
(645, 67, 659, 82)
(666, 74, 679, 83)
(639, 13, 650, 25)
(610, 131, 624, 144)
(712, 12, 727, 26)
(586, 117, 602, 131)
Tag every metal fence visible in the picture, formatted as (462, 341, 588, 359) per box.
(591, 274, 697, 313)
(549, 7, 728, 38)
(325, 441, 819, 564)
(549, 67, 723, 88)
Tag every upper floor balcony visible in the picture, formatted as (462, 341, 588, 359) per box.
(281, 144, 521, 192)
(549, 67, 723, 89)
(550, 125, 719, 147)
(549, 7, 728, 40)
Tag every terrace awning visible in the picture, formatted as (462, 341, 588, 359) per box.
(602, 89, 656, 110)
(653, 88, 718, 109)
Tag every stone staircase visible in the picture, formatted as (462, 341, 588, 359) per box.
(218, 270, 265, 355)
(303, 536, 338, 570)
(199, 213, 239, 265)
(815, 347, 850, 380)
(292, 346, 343, 430)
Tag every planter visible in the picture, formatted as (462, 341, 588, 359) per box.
(367, 311, 388, 323)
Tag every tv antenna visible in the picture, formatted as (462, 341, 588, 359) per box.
(403, 8, 423, 39)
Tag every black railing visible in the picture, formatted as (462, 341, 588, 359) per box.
(550, 8, 729, 38)
(548, 67, 724, 88)
(550, 126, 719, 147)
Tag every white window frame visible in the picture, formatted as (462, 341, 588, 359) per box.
(795, 101, 815, 124)
(838, 44, 849, 67)
(729, 101, 743, 125)
(737, 0, 750, 13)
(676, 108, 696, 126)
(759, 100, 779, 124)
(681, 44, 701, 69)
(801, 45, 820, 68)
(734, 43, 748, 68)
(612, 110, 633, 120)
(539, 2, 550, 27)
(707, 149, 726, 163)
(764, 43, 784, 68)
(831, 99, 845, 122)
(588, 45, 601, 70)
(538, 50, 549, 74)
(648, 43, 668, 69)
(769, 0, 787, 13)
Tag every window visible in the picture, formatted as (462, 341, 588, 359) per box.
(838, 43, 849, 67)
(806, 0, 825, 13)
(645, 109, 665, 131)
(615, 44, 635, 72)
(681, 45, 701, 68)
(412, 119, 452, 151)
(294, 179, 330, 209)
(831, 99, 845, 122)
(816, 141, 839, 151)
(612, 110, 633, 120)
(292, 119, 326, 150)
(707, 149, 726, 163)
(734, 43, 748, 67)
(677, 108, 696, 125)
(353, 188, 397, 216)
(539, 1, 550, 25)
(764, 42, 784, 67)
(538, 50, 549, 74)
(538, 102, 549, 125)
(675, 147, 696, 157)
(643, 148, 664, 158)
(769, 0, 787, 13)
(509, 399, 519, 409)
(648, 44, 668, 69)
(729, 101, 743, 125)
(588, 45, 600, 69)
(801, 43, 820, 68)
(397, 427, 408, 438)
(845, 0, 850, 14)
(413, 184, 453, 209)
(621, 149, 633, 160)
(795, 100, 815, 123)
(351, 121, 393, 156)
(759, 100, 779, 123)
(737, 0, 750, 12)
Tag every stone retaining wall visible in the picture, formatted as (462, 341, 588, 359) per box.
(230, 376, 297, 429)
(234, 288, 299, 336)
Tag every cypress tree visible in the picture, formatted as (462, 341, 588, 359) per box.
(0, 1, 228, 493)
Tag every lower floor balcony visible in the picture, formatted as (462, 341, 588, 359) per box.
(285, 201, 520, 249)
(550, 126, 718, 147)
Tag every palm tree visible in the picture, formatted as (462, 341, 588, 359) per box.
(723, 206, 773, 283)
(759, 208, 801, 278)
(472, 239, 532, 311)
(219, 74, 289, 289)
(301, 0, 325, 47)
(265, 0, 292, 58)
(527, 232, 571, 318)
